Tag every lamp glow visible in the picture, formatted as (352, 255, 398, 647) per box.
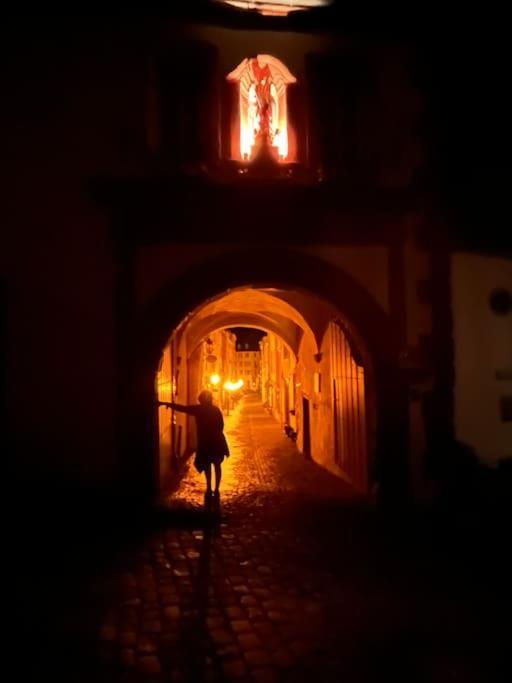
(210, 374, 221, 386)
(227, 55, 296, 162)
(224, 379, 244, 392)
(216, 1, 332, 17)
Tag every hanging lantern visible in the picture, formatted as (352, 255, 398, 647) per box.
(205, 338, 217, 363)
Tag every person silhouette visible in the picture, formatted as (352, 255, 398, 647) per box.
(160, 390, 229, 504)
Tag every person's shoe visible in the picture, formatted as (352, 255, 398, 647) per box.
(204, 491, 212, 506)
(212, 490, 220, 505)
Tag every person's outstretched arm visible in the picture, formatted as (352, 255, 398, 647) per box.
(159, 401, 196, 415)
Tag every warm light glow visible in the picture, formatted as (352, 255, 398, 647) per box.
(217, 1, 332, 16)
(210, 373, 221, 385)
(224, 379, 244, 392)
(227, 55, 297, 162)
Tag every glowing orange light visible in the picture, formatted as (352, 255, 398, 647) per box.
(210, 374, 221, 386)
(217, 1, 332, 17)
(227, 55, 297, 162)
(224, 379, 244, 392)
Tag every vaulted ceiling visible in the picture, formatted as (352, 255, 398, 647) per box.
(175, 286, 340, 357)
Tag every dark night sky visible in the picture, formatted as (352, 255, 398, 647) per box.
(229, 328, 266, 351)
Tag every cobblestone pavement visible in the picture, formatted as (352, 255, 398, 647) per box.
(79, 396, 504, 682)
(168, 394, 359, 511)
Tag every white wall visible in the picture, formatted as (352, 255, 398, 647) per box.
(452, 253, 512, 465)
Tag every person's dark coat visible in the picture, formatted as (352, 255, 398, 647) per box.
(166, 402, 229, 473)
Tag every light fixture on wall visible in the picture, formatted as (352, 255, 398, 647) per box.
(205, 338, 217, 363)
(215, 1, 332, 17)
(227, 55, 297, 162)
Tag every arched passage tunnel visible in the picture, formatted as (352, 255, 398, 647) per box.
(156, 285, 376, 503)
(121, 248, 408, 507)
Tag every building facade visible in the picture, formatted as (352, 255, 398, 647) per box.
(3, 5, 510, 508)
(235, 349, 261, 392)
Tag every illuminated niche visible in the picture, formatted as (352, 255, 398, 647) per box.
(227, 55, 297, 163)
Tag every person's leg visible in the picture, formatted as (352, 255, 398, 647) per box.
(213, 463, 222, 493)
(204, 464, 212, 494)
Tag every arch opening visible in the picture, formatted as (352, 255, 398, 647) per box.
(155, 284, 375, 502)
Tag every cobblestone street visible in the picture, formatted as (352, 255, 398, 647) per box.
(74, 395, 502, 683)
(168, 394, 358, 511)
(19, 396, 505, 683)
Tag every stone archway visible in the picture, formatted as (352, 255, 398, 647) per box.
(120, 247, 407, 506)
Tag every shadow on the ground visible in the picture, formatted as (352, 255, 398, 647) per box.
(13, 490, 510, 682)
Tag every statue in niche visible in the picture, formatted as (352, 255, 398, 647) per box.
(249, 57, 279, 155)
(227, 54, 297, 162)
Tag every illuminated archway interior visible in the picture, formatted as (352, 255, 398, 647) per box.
(227, 55, 297, 161)
(156, 286, 373, 500)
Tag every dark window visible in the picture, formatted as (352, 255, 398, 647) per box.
(157, 41, 219, 165)
(305, 52, 378, 183)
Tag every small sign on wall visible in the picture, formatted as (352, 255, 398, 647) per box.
(500, 396, 512, 423)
